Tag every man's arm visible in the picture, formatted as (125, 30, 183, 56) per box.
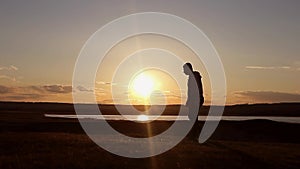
(186, 98, 191, 107)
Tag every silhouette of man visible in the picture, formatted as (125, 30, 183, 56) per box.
(183, 62, 204, 142)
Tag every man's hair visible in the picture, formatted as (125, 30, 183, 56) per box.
(184, 62, 193, 70)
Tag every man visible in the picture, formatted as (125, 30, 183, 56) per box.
(183, 62, 204, 142)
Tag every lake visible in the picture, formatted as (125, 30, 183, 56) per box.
(44, 114, 300, 124)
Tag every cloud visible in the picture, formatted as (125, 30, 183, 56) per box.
(0, 65, 18, 71)
(0, 85, 42, 101)
(43, 85, 72, 93)
(0, 75, 16, 82)
(0, 65, 18, 82)
(96, 81, 117, 85)
(278, 66, 291, 69)
(245, 66, 291, 70)
(0, 84, 73, 102)
(234, 91, 300, 102)
(28, 85, 46, 93)
(5, 93, 43, 100)
(0, 85, 11, 94)
(10, 65, 18, 71)
(76, 85, 93, 92)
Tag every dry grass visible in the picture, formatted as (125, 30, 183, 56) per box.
(0, 102, 300, 169)
(1, 130, 300, 169)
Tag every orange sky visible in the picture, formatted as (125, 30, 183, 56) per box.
(0, 1, 299, 105)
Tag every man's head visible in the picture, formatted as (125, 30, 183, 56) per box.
(183, 62, 193, 75)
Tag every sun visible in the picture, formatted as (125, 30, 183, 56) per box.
(131, 73, 154, 97)
(127, 69, 181, 105)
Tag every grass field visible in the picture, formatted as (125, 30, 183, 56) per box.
(1, 102, 300, 169)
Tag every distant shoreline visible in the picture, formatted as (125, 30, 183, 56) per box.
(44, 114, 300, 124)
(1, 100, 300, 106)
(1, 101, 299, 117)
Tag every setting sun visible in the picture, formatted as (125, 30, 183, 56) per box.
(131, 73, 154, 97)
(125, 69, 181, 105)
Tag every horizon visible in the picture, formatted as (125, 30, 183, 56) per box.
(1, 100, 299, 106)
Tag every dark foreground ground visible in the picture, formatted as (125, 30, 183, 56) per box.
(0, 102, 300, 169)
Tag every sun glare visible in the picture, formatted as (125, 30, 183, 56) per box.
(126, 69, 181, 105)
(131, 73, 154, 97)
(137, 114, 149, 122)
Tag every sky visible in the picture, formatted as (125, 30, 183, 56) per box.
(0, 0, 299, 105)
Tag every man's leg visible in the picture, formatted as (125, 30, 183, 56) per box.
(191, 106, 202, 142)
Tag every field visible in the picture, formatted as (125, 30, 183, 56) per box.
(0, 102, 300, 169)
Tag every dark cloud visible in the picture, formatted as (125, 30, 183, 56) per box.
(76, 86, 93, 92)
(234, 91, 300, 102)
(5, 93, 43, 100)
(28, 85, 46, 93)
(0, 84, 73, 102)
(0, 85, 11, 94)
(43, 85, 72, 93)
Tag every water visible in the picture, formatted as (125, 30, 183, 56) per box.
(44, 114, 300, 124)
